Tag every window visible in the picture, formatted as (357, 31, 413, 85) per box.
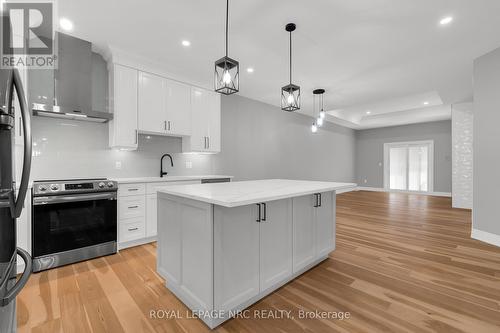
(384, 141, 434, 192)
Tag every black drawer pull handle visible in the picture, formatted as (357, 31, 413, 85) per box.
(256, 204, 261, 222)
(128, 227, 139, 231)
(128, 188, 139, 191)
(128, 205, 139, 209)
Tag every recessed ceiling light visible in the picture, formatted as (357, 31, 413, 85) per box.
(423, 101, 429, 105)
(59, 18, 74, 31)
(366, 110, 371, 115)
(439, 16, 453, 25)
(247, 67, 254, 73)
(181, 40, 191, 47)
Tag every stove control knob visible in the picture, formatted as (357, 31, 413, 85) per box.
(38, 185, 47, 192)
(107, 182, 114, 188)
(98, 182, 105, 188)
(50, 184, 59, 191)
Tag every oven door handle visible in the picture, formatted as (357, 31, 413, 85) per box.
(33, 192, 117, 205)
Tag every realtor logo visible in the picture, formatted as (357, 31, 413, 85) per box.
(1, 0, 57, 69)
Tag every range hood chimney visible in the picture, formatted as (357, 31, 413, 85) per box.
(31, 32, 112, 122)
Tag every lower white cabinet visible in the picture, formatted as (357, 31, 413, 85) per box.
(259, 199, 293, 291)
(214, 204, 260, 311)
(292, 191, 335, 273)
(118, 180, 202, 249)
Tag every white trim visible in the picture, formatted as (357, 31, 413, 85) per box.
(336, 187, 356, 194)
(383, 140, 434, 193)
(357, 187, 451, 197)
(471, 228, 500, 247)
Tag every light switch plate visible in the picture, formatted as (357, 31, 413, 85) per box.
(115, 161, 122, 170)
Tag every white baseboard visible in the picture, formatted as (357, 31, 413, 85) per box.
(336, 187, 356, 194)
(356, 187, 451, 197)
(471, 228, 500, 247)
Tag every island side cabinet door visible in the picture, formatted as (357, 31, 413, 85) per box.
(315, 191, 335, 258)
(214, 204, 260, 312)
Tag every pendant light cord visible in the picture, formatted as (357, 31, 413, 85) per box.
(289, 30, 292, 84)
(225, 0, 229, 57)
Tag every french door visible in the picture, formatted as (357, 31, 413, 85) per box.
(384, 141, 434, 192)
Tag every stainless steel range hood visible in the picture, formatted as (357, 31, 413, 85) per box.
(30, 33, 112, 123)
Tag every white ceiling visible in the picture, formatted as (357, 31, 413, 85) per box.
(59, 0, 500, 129)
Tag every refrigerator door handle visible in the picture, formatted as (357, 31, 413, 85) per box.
(0, 247, 32, 307)
(8, 69, 32, 218)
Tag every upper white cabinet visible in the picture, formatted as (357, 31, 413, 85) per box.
(165, 79, 191, 136)
(138, 72, 166, 134)
(109, 64, 138, 149)
(182, 87, 221, 153)
(107, 60, 220, 152)
(138, 73, 192, 137)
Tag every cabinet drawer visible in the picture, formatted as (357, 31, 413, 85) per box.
(120, 218, 146, 242)
(118, 183, 146, 197)
(119, 196, 145, 219)
(146, 180, 200, 194)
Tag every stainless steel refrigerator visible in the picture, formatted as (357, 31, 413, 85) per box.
(0, 68, 32, 333)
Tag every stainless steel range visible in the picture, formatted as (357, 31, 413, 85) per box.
(32, 179, 118, 272)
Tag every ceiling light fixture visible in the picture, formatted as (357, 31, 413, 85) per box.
(313, 89, 326, 131)
(366, 110, 371, 115)
(214, 0, 239, 95)
(440, 16, 453, 25)
(246, 67, 254, 73)
(423, 101, 429, 105)
(59, 17, 74, 31)
(281, 23, 300, 112)
(182, 40, 191, 47)
(311, 123, 318, 133)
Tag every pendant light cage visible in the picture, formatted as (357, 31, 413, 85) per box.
(214, 0, 239, 95)
(281, 23, 300, 111)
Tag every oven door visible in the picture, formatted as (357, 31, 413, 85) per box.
(32, 192, 117, 259)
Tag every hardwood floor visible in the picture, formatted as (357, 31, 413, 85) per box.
(17, 191, 500, 333)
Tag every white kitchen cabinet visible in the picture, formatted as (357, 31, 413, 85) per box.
(109, 64, 138, 150)
(145, 180, 199, 238)
(292, 194, 316, 272)
(182, 87, 221, 153)
(259, 199, 293, 291)
(165, 79, 191, 136)
(292, 192, 336, 273)
(146, 194, 157, 238)
(138, 72, 166, 134)
(214, 204, 260, 311)
(315, 191, 335, 257)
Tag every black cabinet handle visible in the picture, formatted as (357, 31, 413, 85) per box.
(261, 203, 267, 221)
(313, 193, 319, 207)
(256, 203, 261, 222)
(319, 193, 322, 207)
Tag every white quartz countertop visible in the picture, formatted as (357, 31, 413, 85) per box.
(158, 179, 356, 207)
(111, 175, 233, 184)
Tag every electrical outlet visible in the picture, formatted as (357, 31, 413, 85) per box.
(115, 161, 122, 170)
(185, 161, 193, 169)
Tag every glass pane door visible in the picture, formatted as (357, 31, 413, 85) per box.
(389, 147, 408, 190)
(386, 142, 432, 192)
(408, 145, 429, 191)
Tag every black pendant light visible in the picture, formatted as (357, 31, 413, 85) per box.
(281, 23, 300, 112)
(214, 0, 239, 95)
(314, 88, 325, 128)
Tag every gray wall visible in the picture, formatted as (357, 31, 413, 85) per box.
(213, 95, 356, 182)
(473, 47, 500, 236)
(355, 120, 452, 192)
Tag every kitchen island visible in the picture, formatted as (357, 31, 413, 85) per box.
(156, 179, 356, 329)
